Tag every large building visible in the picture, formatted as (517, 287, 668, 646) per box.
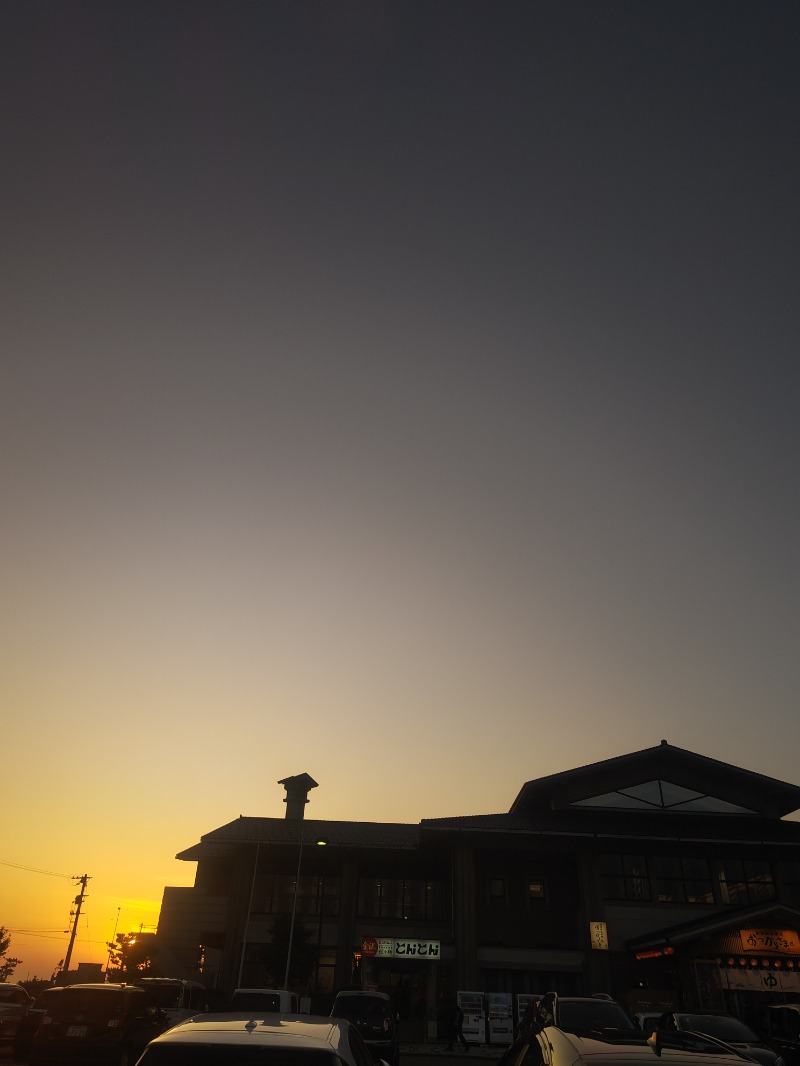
(156, 742, 800, 1039)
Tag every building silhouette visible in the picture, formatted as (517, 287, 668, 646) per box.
(156, 744, 800, 1039)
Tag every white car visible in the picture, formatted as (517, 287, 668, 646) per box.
(134, 1013, 380, 1066)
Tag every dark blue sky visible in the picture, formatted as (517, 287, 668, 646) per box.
(2, 0, 800, 977)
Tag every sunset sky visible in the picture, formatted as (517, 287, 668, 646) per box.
(3, 1, 799, 981)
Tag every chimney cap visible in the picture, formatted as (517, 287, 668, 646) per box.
(278, 773, 319, 819)
(278, 773, 319, 792)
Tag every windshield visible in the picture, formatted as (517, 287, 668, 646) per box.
(140, 1046, 338, 1066)
(681, 1016, 760, 1042)
(0, 988, 28, 1005)
(137, 984, 184, 1009)
(232, 992, 282, 1011)
(557, 1001, 634, 1032)
(50, 990, 126, 1021)
(334, 998, 390, 1021)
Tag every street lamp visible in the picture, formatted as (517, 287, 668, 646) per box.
(237, 843, 262, 988)
(284, 836, 327, 990)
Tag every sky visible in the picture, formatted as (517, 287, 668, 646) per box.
(2, 0, 799, 981)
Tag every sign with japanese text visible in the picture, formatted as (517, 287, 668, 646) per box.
(590, 921, 609, 950)
(740, 929, 800, 954)
(362, 937, 441, 959)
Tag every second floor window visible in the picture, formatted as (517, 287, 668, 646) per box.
(718, 859, 775, 904)
(600, 854, 650, 901)
(358, 878, 446, 920)
(487, 877, 507, 909)
(652, 856, 713, 903)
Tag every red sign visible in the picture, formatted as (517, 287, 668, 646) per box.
(361, 937, 378, 957)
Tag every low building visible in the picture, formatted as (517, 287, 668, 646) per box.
(156, 743, 800, 1040)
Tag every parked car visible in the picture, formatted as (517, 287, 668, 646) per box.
(633, 1011, 666, 1034)
(29, 982, 170, 1065)
(657, 1012, 785, 1066)
(331, 991, 399, 1066)
(528, 992, 636, 1034)
(765, 1004, 800, 1066)
(503, 1023, 765, 1066)
(12, 986, 62, 1061)
(229, 988, 299, 1013)
(0, 985, 32, 1049)
(134, 1013, 378, 1066)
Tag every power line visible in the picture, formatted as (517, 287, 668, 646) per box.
(0, 857, 72, 879)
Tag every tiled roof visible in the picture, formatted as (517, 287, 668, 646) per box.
(176, 816, 418, 861)
(421, 813, 533, 831)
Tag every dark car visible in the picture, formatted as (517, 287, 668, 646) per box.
(658, 1012, 784, 1066)
(526, 992, 635, 1036)
(766, 1004, 800, 1066)
(29, 982, 169, 1065)
(12, 986, 62, 1062)
(331, 991, 399, 1066)
(0, 985, 32, 1050)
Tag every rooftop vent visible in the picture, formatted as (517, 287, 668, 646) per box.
(278, 773, 319, 819)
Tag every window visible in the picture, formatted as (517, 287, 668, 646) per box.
(357, 878, 446, 920)
(782, 862, 800, 908)
(652, 856, 713, 903)
(718, 859, 775, 904)
(571, 780, 757, 814)
(256, 874, 340, 916)
(527, 880, 546, 904)
(600, 854, 650, 901)
(487, 877, 507, 908)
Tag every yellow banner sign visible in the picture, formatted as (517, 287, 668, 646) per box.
(740, 929, 800, 954)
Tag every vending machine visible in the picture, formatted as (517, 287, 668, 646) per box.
(457, 991, 485, 1045)
(486, 992, 513, 1045)
(515, 994, 540, 1037)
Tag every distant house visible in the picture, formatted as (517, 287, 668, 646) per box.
(155, 745, 800, 1040)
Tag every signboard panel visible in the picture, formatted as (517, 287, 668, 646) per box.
(361, 937, 440, 959)
(590, 921, 609, 950)
(740, 929, 800, 954)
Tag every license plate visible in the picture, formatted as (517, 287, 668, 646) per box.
(66, 1025, 88, 1037)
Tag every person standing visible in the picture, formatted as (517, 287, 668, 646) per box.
(448, 1000, 469, 1052)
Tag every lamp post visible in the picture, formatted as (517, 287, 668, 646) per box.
(284, 836, 326, 991)
(238, 843, 261, 988)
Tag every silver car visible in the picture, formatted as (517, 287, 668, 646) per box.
(134, 1014, 381, 1066)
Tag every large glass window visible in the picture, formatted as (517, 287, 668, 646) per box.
(357, 878, 446, 920)
(718, 859, 775, 904)
(600, 854, 650, 901)
(256, 874, 340, 916)
(652, 856, 713, 903)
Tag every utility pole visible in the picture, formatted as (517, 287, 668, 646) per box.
(62, 874, 90, 979)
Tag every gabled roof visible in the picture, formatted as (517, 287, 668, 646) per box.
(176, 816, 418, 862)
(509, 741, 800, 819)
(627, 902, 800, 950)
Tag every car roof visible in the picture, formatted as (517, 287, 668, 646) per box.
(546, 1029, 751, 1065)
(335, 991, 390, 1000)
(147, 1014, 349, 1050)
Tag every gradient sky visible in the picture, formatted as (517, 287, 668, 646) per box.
(2, 0, 799, 981)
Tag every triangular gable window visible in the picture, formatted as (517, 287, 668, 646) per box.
(570, 779, 757, 814)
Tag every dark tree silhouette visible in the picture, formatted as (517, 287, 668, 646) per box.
(0, 927, 21, 982)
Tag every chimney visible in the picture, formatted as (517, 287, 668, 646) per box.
(278, 773, 319, 819)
